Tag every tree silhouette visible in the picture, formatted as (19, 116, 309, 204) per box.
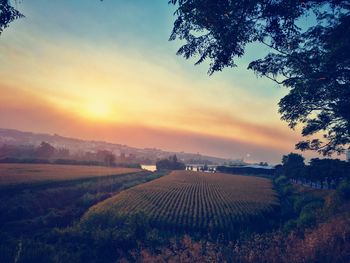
(170, 0, 350, 155)
(36, 141, 55, 159)
(156, 155, 185, 170)
(281, 152, 305, 180)
(0, 0, 23, 35)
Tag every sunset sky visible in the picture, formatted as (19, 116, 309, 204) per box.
(0, 0, 320, 163)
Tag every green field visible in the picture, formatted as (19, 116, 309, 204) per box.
(85, 171, 279, 235)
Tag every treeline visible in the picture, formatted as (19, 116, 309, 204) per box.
(0, 142, 69, 160)
(217, 153, 350, 189)
(0, 142, 140, 168)
(276, 153, 350, 189)
(156, 155, 185, 170)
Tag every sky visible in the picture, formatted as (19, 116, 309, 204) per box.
(0, 0, 322, 163)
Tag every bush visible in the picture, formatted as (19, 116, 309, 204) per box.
(156, 155, 185, 170)
(283, 219, 297, 233)
(300, 201, 323, 215)
(298, 205, 318, 227)
(293, 195, 323, 214)
(297, 211, 316, 228)
(274, 175, 288, 186)
(337, 180, 350, 200)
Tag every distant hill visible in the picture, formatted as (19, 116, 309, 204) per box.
(0, 128, 240, 165)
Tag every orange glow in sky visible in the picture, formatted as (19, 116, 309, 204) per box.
(0, 0, 315, 163)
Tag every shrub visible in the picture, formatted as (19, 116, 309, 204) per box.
(281, 184, 294, 196)
(274, 175, 288, 186)
(337, 180, 350, 200)
(283, 219, 297, 233)
(297, 211, 316, 228)
(293, 195, 323, 214)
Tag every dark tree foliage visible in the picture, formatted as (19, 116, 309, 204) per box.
(36, 141, 56, 159)
(0, 0, 23, 35)
(156, 155, 186, 170)
(169, 0, 350, 155)
(308, 158, 349, 186)
(281, 152, 305, 179)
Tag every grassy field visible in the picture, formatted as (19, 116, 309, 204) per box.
(0, 163, 141, 185)
(86, 171, 279, 235)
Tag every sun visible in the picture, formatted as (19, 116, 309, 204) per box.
(83, 101, 114, 121)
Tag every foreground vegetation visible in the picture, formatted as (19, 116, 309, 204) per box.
(0, 165, 167, 262)
(0, 162, 349, 262)
(128, 175, 350, 262)
(2, 170, 345, 263)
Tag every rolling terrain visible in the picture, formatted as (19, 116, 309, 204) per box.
(0, 128, 235, 165)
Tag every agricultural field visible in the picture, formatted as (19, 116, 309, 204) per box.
(86, 171, 279, 235)
(0, 163, 141, 185)
(0, 164, 165, 240)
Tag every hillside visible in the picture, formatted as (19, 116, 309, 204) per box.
(0, 128, 236, 165)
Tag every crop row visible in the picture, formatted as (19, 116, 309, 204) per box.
(88, 171, 279, 232)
